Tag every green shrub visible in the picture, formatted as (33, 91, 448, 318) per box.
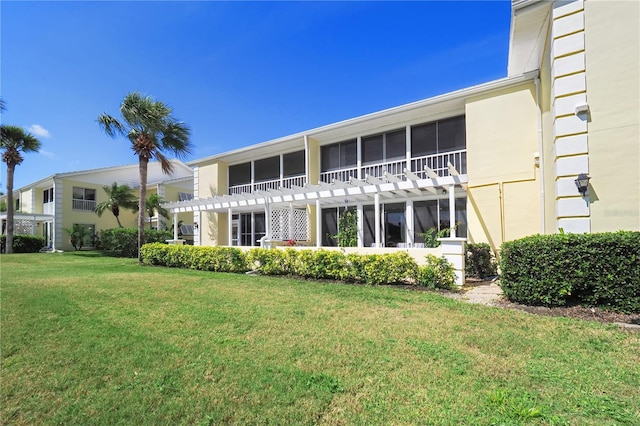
(1, 234, 46, 253)
(500, 231, 640, 313)
(362, 252, 418, 285)
(294, 249, 347, 280)
(248, 248, 298, 275)
(99, 228, 172, 258)
(140, 243, 248, 273)
(465, 243, 498, 278)
(417, 255, 457, 290)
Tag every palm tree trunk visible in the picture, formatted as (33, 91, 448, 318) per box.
(138, 156, 148, 262)
(5, 163, 15, 254)
(116, 215, 123, 228)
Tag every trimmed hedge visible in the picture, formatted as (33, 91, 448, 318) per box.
(140, 244, 457, 289)
(1, 234, 46, 253)
(98, 228, 173, 258)
(500, 231, 640, 313)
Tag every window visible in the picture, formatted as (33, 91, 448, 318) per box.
(254, 156, 280, 182)
(178, 192, 193, 201)
(362, 128, 406, 165)
(237, 212, 266, 246)
(229, 162, 251, 186)
(283, 150, 305, 177)
(363, 202, 406, 247)
(413, 197, 467, 241)
(321, 139, 356, 172)
(43, 188, 54, 203)
(411, 115, 465, 157)
(72, 187, 96, 211)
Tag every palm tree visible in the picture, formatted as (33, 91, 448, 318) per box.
(0, 125, 41, 254)
(97, 92, 191, 260)
(145, 194, 169, 228)
(94, 182, 138, 228)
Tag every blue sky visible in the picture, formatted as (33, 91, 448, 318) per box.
(1, 1, 511, 190)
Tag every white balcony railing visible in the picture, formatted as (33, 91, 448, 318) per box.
(72, 199, 96, 211)
(229, 175, 307, 195)
(320, 150, 467, 184)
(43, 202, 54, 215)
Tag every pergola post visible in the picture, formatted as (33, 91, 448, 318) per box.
(374, 193, 381, 247)
(316, 199, 322, 247)
(448, 184, 456, 238)
(173, 212, 179, 240)
(227, 208, 233, 246)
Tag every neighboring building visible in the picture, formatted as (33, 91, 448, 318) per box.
(1, 160, 194, 251)
(166, 0, 638, 261)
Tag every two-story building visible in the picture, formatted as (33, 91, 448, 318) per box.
(1, 160, 194, 251)
(165, 0, 638, 278)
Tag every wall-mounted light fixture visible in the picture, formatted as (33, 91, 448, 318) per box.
(574, 173, 590, 195)
(194, 222, 199, 230)
(574, 103, 589, 116)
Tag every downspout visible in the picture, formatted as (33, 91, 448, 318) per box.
(534, 75, 545, 234)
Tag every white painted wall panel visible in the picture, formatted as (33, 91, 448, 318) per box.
(553, 11, 584, 37)
(552, 52, 586, 78)
(552, 73, 586, 98)
(557, 197, 590, 217)
(553, 93, 587, 116)
(555, 134, 588, 156)
(553, 0, 584, 20)
(555, 155, 589, 177)
(552, 32, 585, 59)
(557, 217, 590, 234)
(556, 176, 582, 197)
(554, 114, 588, 135)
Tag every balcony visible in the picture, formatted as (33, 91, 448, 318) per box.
(229, 175, 307, 195)
(43, 202, 54, 215)
(72, 199, 96, 211)
(320, 150, 467, 184)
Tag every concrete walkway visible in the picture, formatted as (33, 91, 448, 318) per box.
(461, 281, 503, 306)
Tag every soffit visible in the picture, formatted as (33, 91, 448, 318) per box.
(508, 1, 552, 76)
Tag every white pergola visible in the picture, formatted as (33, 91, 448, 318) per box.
(163, 165, 468, 248)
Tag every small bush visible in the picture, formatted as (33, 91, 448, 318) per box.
(417, 255, 457, 290)
(362, 252, 418, 285)
(99, 228, 172, 258)
(1, 234, 46, 253)
(500, 231, 640, 313)
(248, 248, 298, 275)
(140, 243, 248, 273)
(465, 243, 498, 278)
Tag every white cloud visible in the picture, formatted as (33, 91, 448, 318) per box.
(27, 124, 51, 139)
(39, 149, 55, 159)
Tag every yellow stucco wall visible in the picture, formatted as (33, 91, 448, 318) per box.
(58, 178, 137, 250)
(465, 82, 541, 248)
(539, 24, 557, 233)
(584, 0, 640, 231)
(196, 162, 228, 246)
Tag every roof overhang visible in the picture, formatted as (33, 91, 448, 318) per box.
(164, 171, 468, 214)
(0, 213, 54, 222)
(508, 0, 552, 76)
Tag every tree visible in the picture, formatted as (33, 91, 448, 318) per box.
(0, 125, 41, 254)
(94, 182, 138, 228)
(97, 92, 191, 260)
(145, 193, 169, 229)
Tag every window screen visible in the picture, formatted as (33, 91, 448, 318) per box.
(437, 116, 466, 152)
(283, 151, 305, 176)
(254, 156, 280, 182)
(411, 122, 437, 157)
(385, 129, 406, 160)
(229, 162, 251, 186)
(362, 134, 383, 165)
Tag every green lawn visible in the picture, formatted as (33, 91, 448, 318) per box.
(1, 252, 639, 425)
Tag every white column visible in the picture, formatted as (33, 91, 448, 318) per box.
(264, 202, 271, 239)
(448, 184, 456, 238)
(406, 200, 414, 246)
(315, 199, 322, 247)
(173, 212, 179, 240)
(357, 204, 363, 247)
(227, 208, 233, 246)
(374, 193, 381, 247)
(356, 136, 362, 179)
(405, 124, 411, 174)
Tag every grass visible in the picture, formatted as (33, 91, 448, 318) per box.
(1, 252, 639, 425)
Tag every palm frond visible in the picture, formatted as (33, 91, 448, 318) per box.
(97, 114, 126, 138)
(154, 151, 175, 175)
(161, 121, 191, 158)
